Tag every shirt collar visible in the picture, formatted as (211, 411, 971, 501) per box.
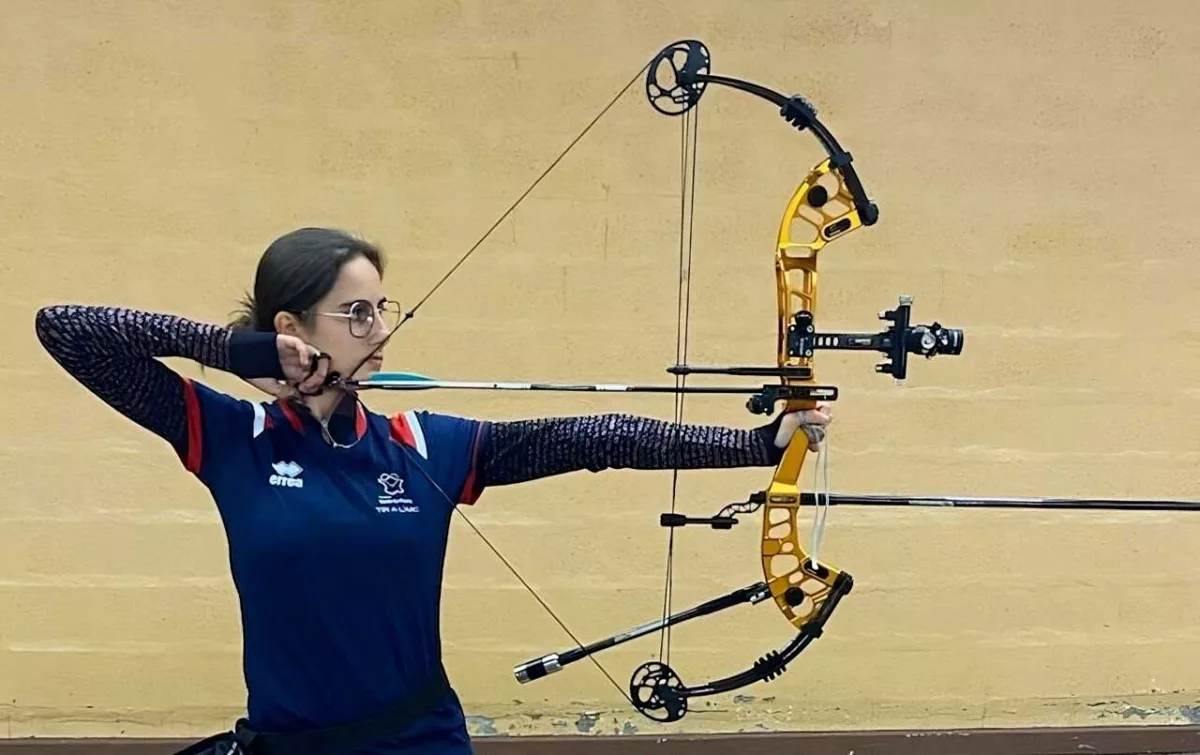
(277, 392, 368, 444)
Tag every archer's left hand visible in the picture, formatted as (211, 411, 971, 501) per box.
(774, 404, 832, 452)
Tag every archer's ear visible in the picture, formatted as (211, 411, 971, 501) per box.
(273, 310, 301, 336)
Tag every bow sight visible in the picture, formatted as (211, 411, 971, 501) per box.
(669, 295, 965, 415)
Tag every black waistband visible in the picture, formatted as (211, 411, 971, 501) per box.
(239, 665, 451, 755)
(176, 665, 451, 755)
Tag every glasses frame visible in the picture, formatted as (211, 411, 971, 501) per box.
(310, 298, 402, 339)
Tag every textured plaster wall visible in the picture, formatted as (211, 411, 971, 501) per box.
(2, 0, 1198, 740)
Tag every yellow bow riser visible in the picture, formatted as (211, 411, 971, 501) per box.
(764, 157, 867, 633)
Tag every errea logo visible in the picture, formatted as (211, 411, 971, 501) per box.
(269, 461, 304, 488)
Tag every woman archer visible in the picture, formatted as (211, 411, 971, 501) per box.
(34, 227, 830, 755)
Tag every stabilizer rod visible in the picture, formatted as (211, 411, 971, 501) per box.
(513, 582, 770, 683)
(798, 492, 1200, 511)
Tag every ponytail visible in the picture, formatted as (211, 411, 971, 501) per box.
(227, 292, 262, 332)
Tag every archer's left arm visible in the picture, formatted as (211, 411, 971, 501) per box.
(475, 413, 786, 488)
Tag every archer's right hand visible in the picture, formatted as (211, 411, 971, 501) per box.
(277, 335, 330, 396)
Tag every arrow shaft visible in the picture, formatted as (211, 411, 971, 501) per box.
(353, 376, 835, 400)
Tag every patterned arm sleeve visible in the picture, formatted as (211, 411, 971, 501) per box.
(475, 413, 785, 488)
(34, 305, 282, 458)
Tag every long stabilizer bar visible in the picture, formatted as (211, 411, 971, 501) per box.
(799, 492, 1200, 511)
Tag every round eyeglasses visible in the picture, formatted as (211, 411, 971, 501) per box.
(313, 299, 403, 338)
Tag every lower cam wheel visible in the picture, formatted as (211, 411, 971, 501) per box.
(629, 661, 688, 722)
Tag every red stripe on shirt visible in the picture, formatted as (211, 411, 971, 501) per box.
(458, 424, 487, 505)
(388, 412, 416, 449)
(280, 400, 305, 432)
(180, 377, 203, 474)
(355, 403, 368, 439)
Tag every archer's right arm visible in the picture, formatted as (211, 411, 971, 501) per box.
(34, 304, 282, 466)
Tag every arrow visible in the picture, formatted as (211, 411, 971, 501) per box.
(349, 370, 837, 404)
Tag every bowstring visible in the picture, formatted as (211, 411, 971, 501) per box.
(363, 60, 653, 712)
(399, 443, 635, 709)
(338, 61, 651, 386)
(659, 102, 701, 667)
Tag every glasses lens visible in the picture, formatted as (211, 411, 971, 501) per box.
(346, 300, 403, 337)
(348, 301, 374, 337)
(379, 300, 402, 331)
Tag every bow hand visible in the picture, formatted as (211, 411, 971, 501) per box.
(774, 405, 832, 452)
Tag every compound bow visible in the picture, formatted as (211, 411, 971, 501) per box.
(503, 39, 962, 722)
(345, 39, 964, 723)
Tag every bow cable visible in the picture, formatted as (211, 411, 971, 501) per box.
(659, 101, 702, 670)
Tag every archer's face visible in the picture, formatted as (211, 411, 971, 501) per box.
(290, 256, 400, 381)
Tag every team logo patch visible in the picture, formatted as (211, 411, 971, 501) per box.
(377, 473, 418, 514)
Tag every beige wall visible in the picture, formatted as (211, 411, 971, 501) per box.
(3, 0, 1199, 740)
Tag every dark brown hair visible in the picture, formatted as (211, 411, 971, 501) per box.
(230, 227, 385, 332)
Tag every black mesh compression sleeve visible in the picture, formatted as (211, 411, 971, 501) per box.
(35, 304, 783, 487)
(476, 412, 785, 488)
(34, 305, 281, 457)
